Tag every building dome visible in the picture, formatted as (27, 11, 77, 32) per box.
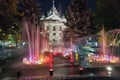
(47, 0, 59, 16)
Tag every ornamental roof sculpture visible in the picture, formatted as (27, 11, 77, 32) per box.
(41, 0, 66, 23)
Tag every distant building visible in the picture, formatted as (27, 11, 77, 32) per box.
(40, 0, 66, 49)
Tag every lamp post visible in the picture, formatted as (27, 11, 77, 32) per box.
(106, 66, 112, 76)
(79, 66, 84, 75)
(49, 52, 53, 76)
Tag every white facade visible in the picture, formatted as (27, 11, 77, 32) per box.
(40, 0, 66, 47)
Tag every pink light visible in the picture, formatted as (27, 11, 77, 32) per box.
(50, 68, 54, 71)
(49, 53, 53, 68)
(70, 51, 74, 62)
(91, 54, 119, 63)
(79, 67, 84, 70)
(61, 52, 64, 56)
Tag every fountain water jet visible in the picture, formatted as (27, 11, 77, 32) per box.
(91, 27, 120, 63)
(22, 18, 49, 64)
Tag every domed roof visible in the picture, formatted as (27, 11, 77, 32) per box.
(45, 0, 66, 22)
(48, 0, 59, 16)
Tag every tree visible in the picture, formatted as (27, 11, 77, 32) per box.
(18, 0, 41, 41)
(0, 0, 19, 40)
(0, 0, 19, 16)
(18, 0, 41, 22)
(64, 0, 95, 42)
(0, 0, 41, 48)
(94, 0, 120, 31)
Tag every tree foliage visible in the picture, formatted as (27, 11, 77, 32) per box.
(0, 0, 41, 41)
(94, 0, 120, 31)
(18, 0, 41, 22)
(64, 0, 95, 42)
(0, 0, 19, 40)
(18, 0, 41, 42)
(0, 0, 19, 16)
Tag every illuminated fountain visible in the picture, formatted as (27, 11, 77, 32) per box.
(101, 27, 107, 55)
(22, 18, 50, 65)
(69, 37, 74, 62)
(62, 36, 77, 62)
(67, 36, 78, 62)
(107, 29, 120, 55)
(90, 27, 120, 63)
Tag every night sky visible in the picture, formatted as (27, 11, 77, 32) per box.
(37, 0, 96, 15)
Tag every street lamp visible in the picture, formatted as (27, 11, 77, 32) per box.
(106, 66, 112, 71)
(49, 53, 53, 76)
(79, 66, 84, 75)
(106, 66, 112, 76)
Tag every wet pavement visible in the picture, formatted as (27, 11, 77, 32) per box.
(0, 51, 120, 80)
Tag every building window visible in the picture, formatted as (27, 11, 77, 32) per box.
(59, 33, 62, 36)
(53, 26, 56, 31)
(53, 33, 56, 36)
(59, 26, 62, 31)
(47, 26, 49, 30)
(53, 39, 56, 42)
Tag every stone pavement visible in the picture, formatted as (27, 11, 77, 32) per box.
(1, 76, 65, 80)
(1, 75, 82, 80)
(0, 55, 76, 79)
